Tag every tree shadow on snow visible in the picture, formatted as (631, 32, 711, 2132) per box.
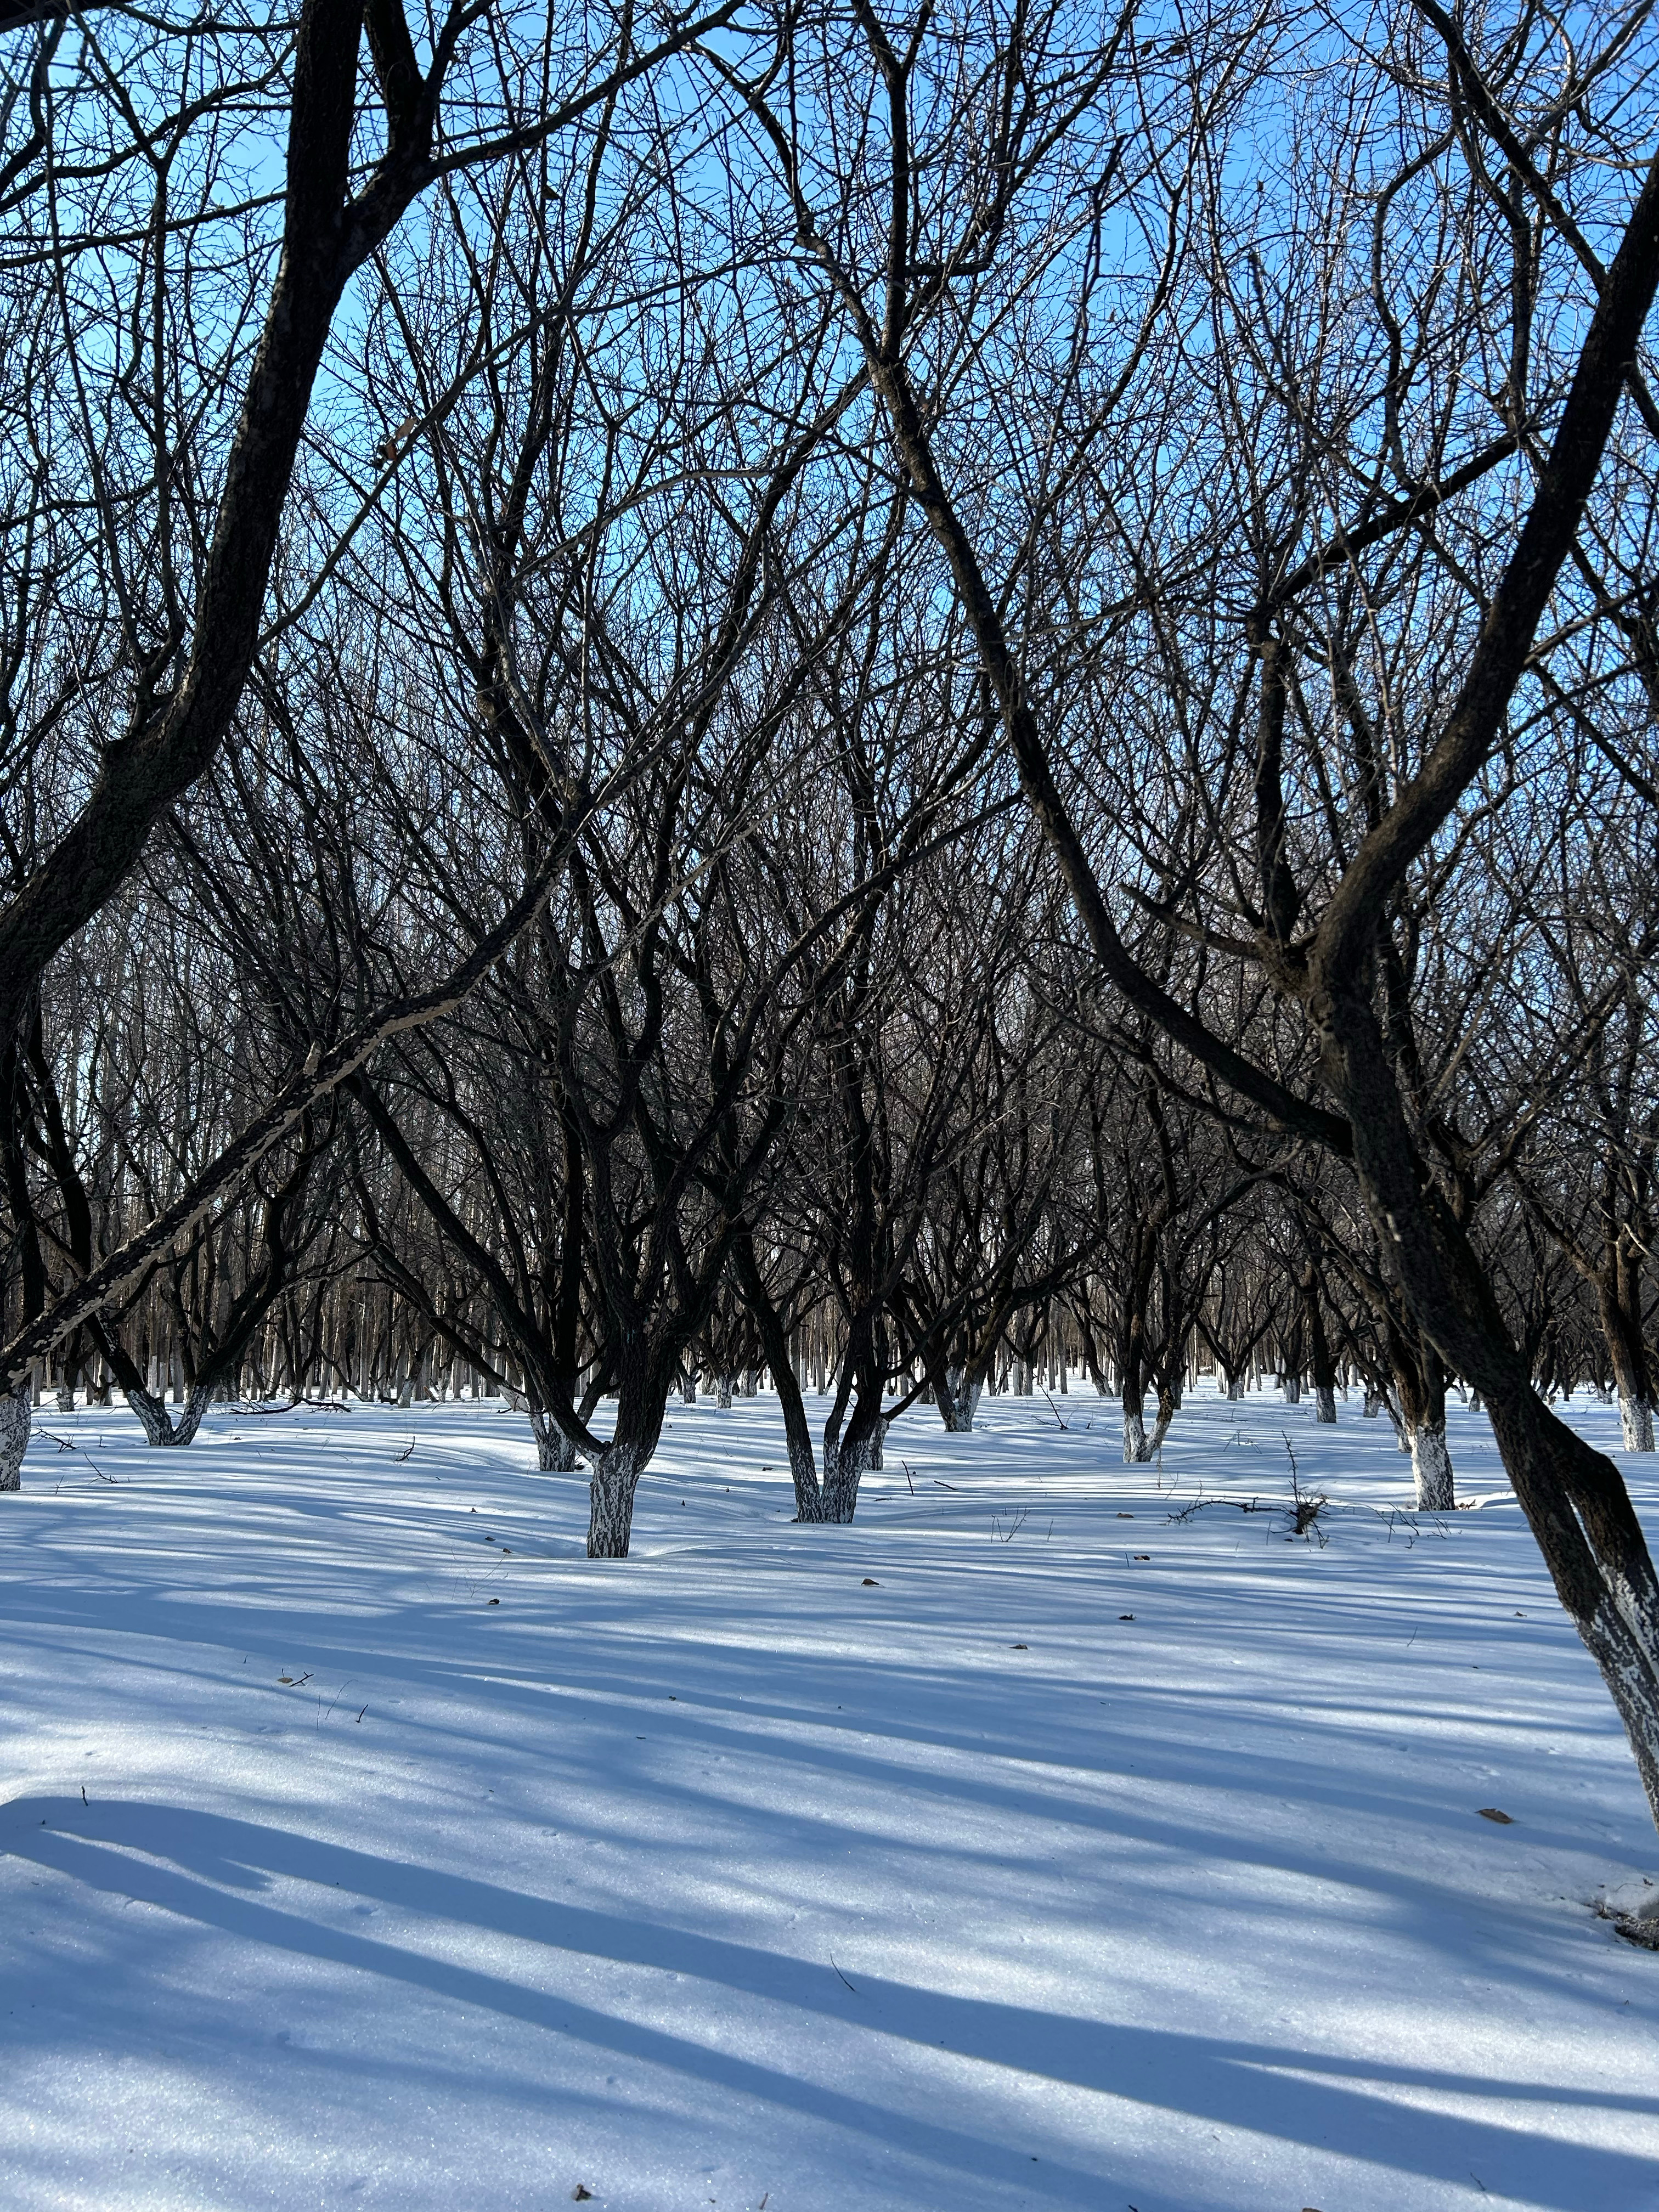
(4, 1796, 1654, 2210)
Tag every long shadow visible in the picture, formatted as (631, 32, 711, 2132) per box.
(3, 1796, 1654, 2209)
(1, 1577, 1636, 2031)
(4, 1570, 1615, 1820)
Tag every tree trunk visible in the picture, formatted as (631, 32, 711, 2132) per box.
(1599, 1280, 1657, 1453)
(529, 1407, 580, 1472)
(172, 1383, 210, 1446)
(1304, 1269, 1339, 1423)
(126, 1386, 175, 1446)
(821, 1431, 872, 1523)
(1410, 1421, 1454, 1511)
(1147, 1386, 1179, 1456)
(122, 1381, 211, 1446)
(1484, 1385, 1659, 1825)
(587, 1444, 642, 1558)
(788, 1433, 828, 1521)
(938, 1365, 982, 1432)
(730, 1226, 827, 1521)
(1, 1383, 27, 1490)
(1387, 1324, 1454, 1506)
(716, 1373, 734, 1410)
(1122, 1398, 1148, 1464)
(1623, 1395, 1658, 1454)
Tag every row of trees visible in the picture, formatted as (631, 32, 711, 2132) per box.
(11, 859, 1651, 1499)
(2, 0, 1657, 1816)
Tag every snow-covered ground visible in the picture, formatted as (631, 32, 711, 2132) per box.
(3, 1385, 1657, 2212)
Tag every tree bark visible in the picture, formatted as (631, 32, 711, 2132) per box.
(821, 1431, 874, 1523)
(1122, 1399, 1148, 1464)
(731, 1226, 827, 1520)
(0, 1383, 26, 1491)
(122, 1382, 210, 1447)
(938, 1364, 982, 1431)
(529, 1407, 580, 1472)
(587, 1443, 642, 1558)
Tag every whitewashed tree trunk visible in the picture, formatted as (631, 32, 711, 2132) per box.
(1363, 1388, 1384, 1417)
(1314, 1384, 1337, 1424)
(742, 1369, 759, 1398)
(1, 1384, 28, 1491)
(1409, 1420, 1455, 1510)
(1148, 1399, 1178, 1455)
(1122, 1403, 1148, 1463)
(716, 1374, 734, 1410)
(1283, 1374, 1301, 1403)
(940, 1367, 982, 1431)
(1620, 1393, 1657, 1453)
(1226, 1373, 1245, 1401)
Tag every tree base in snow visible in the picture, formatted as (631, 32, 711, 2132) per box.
(1598, 1881, 1659, 1949)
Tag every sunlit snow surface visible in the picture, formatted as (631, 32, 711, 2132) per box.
(3, 1387, 1657, 2211)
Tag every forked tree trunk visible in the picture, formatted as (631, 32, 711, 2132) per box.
(1, 1383, 27, 1491)
(123, 1383, 211, 1447)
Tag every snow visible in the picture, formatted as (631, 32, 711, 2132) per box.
(3, 1386, 1657, 2212)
